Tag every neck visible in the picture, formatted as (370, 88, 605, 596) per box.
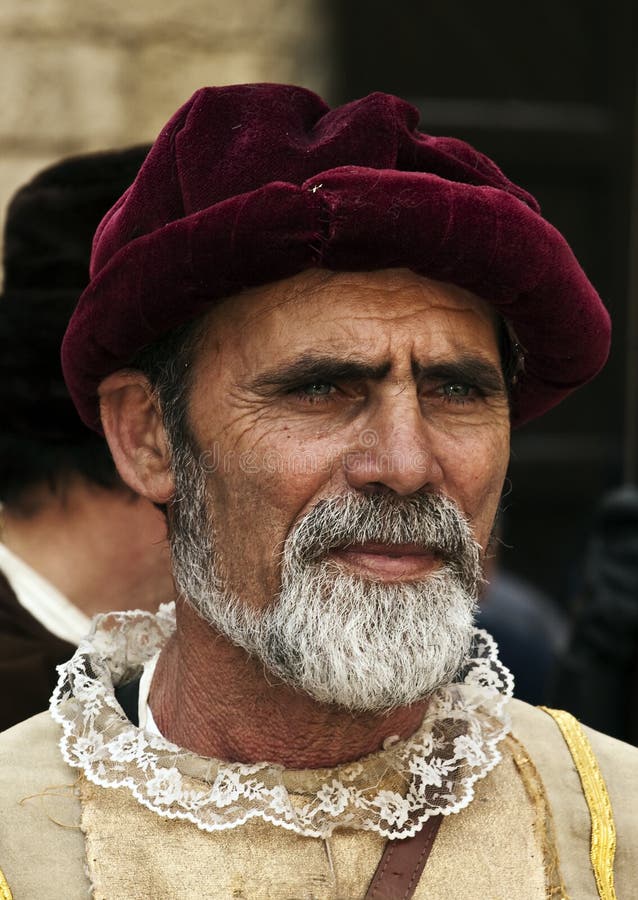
(2, 480, 173, 616)
(149, 598, 428, 769)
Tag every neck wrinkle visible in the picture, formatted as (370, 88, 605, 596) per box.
(149, 597, 428, 769)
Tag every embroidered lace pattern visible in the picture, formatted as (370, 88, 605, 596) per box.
(50, 603, 513, 839)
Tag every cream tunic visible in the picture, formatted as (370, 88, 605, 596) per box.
(0, 700, 636, 899)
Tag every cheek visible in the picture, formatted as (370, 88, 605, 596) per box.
(439, 427, 510, 546)
(202, 435, 340, 602)
(219, 421, 350, 518)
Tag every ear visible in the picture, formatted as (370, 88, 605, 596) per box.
(98, 371, 175, 504)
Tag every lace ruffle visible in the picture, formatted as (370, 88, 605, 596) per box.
(50, 603, 513, 839)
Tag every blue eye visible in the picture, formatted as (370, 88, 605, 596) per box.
(300, 382, 334, 397)
(446, 383, 470, 396)
(441, 383, 473, 403)
(288, 381, 338, 404)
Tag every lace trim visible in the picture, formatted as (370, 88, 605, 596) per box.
(50, 603, 513, 839)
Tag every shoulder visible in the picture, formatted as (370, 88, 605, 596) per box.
(0, 708, 67, 772)
(508, 698, 638, 896)
(509, 696, 638, 788)
(0, 712, 90, 898)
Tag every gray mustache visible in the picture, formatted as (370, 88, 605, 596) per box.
(286, 493, 480, 572)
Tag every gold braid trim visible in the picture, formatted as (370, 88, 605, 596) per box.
(540, 707, 617, 900)
(0, 867, 13, 900)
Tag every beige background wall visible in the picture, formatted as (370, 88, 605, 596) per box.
(0, 0, 332, 270)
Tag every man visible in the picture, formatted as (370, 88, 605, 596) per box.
(0, 148, 174, 730)
(0, 84, 635, 899)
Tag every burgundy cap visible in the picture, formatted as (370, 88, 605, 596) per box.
(62, 83, 610, 431)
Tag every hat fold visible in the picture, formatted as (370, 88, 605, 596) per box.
(61, 84, 611, 432)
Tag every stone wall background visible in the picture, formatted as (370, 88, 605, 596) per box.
(0, 0, 332, 277)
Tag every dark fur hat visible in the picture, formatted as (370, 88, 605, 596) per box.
(1, 146, 150, 442)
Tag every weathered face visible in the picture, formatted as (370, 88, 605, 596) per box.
(183, 268, 511, 610)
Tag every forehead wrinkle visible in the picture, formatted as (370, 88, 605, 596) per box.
(324, 305, 492, 340)
(325, 308, 500, 364)
(240, 307, 500, 385)
(198, 269, 501, 379)
(290, 286, 499, 341)
(216, 267, 478, 330)
(219, 266, 493, 326)
(222, 268, 338, 333)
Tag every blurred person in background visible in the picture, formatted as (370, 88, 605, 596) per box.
(550, 485, 638, 743)
(0, 148, 175, 731)
(478, 516, 568, 706)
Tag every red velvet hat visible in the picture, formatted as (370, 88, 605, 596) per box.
(62, 83, 611, 431)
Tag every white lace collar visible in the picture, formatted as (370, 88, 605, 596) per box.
(50, 603, 513, 839)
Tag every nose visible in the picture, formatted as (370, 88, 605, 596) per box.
(343, 395, 444, 496)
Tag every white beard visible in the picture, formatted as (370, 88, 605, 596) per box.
(169, 449, 482, 713)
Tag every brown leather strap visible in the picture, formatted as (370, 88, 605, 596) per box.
(364, 816, 443, 900)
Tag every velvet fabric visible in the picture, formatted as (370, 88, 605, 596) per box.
(61, 84, 611, 430)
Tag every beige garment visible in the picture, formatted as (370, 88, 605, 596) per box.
(79, 734, 551, 899)
(511, 701, 638, 899)
(82, 747, 560, 900)
(0, 713, 89, 899)
(0, 701, 637, 899)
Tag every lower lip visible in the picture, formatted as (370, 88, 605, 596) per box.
(328, 548, 442, 581)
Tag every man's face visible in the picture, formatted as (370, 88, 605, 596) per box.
(184, 267, 510, 606)
(168, 268, 511, 709)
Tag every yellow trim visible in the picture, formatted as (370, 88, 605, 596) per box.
(0, 867, 13, 900)
(540, 707, 617, 900)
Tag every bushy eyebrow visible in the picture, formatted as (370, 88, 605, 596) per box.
(412, 357, 506, 394)
(248, 352, 505, 395)
(248, 354, 392, 392)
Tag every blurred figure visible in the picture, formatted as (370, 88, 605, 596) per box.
(479, 566, 568, 705)
(550, 485, 638, 743)
(0, 149, 175, 731)
(478, 517, 568, 706)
